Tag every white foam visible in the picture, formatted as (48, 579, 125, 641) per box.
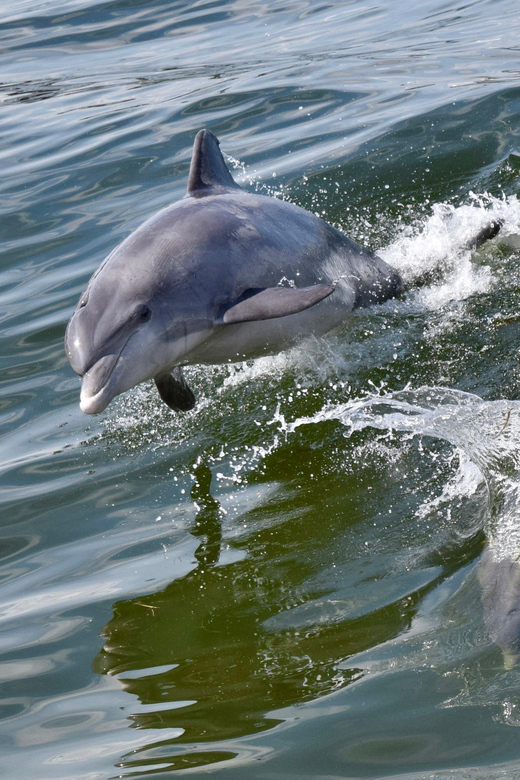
(286, 386, 520, 561)
(379, 193, 520, 314)
(218, 352, 292, 392)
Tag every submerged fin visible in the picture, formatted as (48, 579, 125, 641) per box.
(218, 284, 335, 325)
(467, 219, 502, 250)
(187, 129, 242, 196)
(154, 367, 196, 412)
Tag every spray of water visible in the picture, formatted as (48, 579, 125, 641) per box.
(286, 387, 520, 560)
(96, 192, 519, 472)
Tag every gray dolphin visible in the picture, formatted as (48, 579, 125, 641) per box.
(64, 130, 402, 413)
(478, 547, 520, 669)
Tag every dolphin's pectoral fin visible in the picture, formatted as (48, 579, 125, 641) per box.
(154, 367, 196, 412)
(218, 284, 335, 325)
(187, 129, 242, 197)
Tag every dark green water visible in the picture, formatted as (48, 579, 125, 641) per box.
(2, 1, 520, 778)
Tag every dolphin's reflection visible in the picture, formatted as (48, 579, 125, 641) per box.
(94, 446, 520, 778)
(94, 464, 416, 770)
(190, 465, 222, 568)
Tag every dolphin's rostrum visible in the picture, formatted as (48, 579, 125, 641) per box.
(66, 129, 404, 414)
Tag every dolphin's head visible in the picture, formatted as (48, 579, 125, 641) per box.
(65, 262, 210, 414)
(66, 292, 153, 414)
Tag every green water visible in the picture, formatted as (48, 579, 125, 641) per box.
(2, 1, 520, 778)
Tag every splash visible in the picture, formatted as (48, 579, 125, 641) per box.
(380, 193, 519, 289)
(288, 385, 520, 682)
(287, 386, 520, 562)
(86, 192, 520, 483)
(374, 193, 519, 342)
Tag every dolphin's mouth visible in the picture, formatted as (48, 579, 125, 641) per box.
(79, 353, 120, 414)
(77, 327, 140, 414)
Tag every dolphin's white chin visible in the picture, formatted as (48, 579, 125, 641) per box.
(80, 388, 112, 414)
(79, 353, 122, 414)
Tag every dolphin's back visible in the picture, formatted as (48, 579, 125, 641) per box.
(97, 188, 401, 315)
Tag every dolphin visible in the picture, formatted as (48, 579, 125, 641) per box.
(65, 129, 402, 414)
(65, 130, 497, 415)
(65, 129, 403, 413)
(478, 547, 520, 669)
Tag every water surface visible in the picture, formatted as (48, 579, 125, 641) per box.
(2, 1, 520, 778)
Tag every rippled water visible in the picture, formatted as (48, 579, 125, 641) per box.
(2, 1, 520, 778)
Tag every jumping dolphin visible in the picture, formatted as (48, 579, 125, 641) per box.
(65, 130, 498, 414)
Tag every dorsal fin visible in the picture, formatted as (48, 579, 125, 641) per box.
(187, 129, 242, 196)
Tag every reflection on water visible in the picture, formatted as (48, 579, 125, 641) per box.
(190, 465, 223, 568)
(95, 464, 372, 771)
(93, 380, 520, 771)
(92, 379, 520, 773)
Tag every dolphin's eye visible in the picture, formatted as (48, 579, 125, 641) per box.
(79, 294, 88, 308)
(139, 305, 152, 322)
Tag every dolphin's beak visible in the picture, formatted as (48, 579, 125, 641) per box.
(79, 354, 119, 414)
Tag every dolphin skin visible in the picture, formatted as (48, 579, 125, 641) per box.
(65, 129, 404, 414)
(479, 547, 520, 669)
